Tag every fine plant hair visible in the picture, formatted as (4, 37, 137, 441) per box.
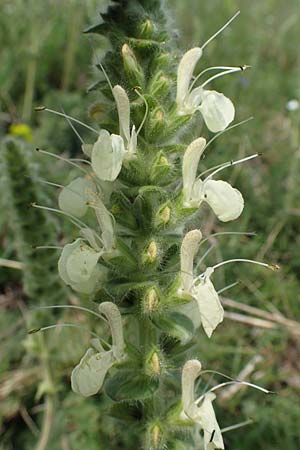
(32, 1, 279, 449)
(0, 137, 65, 307)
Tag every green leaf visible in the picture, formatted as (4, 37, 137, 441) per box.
(152, 312, 194, 343)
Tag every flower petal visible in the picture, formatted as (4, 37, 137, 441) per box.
(199, 90, 235, 132)
(180, 229, 202, 292)
(99, 302, 124, 360)
(66, 241, 101, 284)
(197, 393, 224, 450)
(91, 129, 126, 181)
(113, 85, 131, 143)
(176, 47, 203, 113)
(71, 348, 114, 397)
(58, 177, 95, 218)
(193, 269, 224, 338)
(181, 359, 202, 414)
(182, 137, 206, 206)
(58, 239, 105, 294)
(203, 179, 244, 222)
(87, 191, 115, 252)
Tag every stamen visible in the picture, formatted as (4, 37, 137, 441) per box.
(60, 106, 84, 144)
(204, 153, 259, 181)
(134, 88, 149, 135)
(30, 203, 88, 230)
(28, 323, 101, 341)
(25, 176, 64, 189)
(96, 61, 114, 93)
(195, 380, 273, 405)
(221, 419, 254, 434)
(212, 258, 276, 271)
(204, 117, 254, 151)
(217, 281, 240, 294)
(195, 243, 216, 270)
(190, 65, 245, 92)
(201, 67, 246, 89)
(35, 107, 99, 134)
(199, 231, 256, 247)
(201, 11, 240, 50)
(33, 245, 63, 250)
(36, 148, 89, 175)
(31, 305, 108, 322)
(69, 158, 91, 165)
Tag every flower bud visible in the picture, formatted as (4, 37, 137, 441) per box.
(154, 203, 172, 228)
(145, 348, 161, 377)
(147, 108, 167, 140)
(142, 240, 159, 265)
(143, 287, 160, 315)
(150, 151, 172, 184)
(145, 422, 165, 450)
(122, 43, 144, 87)
(139, 19, 155, 39)
(148, 71, 170, 98)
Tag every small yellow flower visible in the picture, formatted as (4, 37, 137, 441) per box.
(9, 123, 32, 142)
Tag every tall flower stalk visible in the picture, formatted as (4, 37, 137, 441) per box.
(33, 1, 278, 448)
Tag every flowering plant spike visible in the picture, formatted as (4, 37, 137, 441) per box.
(34, 1, 278, 449)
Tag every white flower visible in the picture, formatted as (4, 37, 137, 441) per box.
(180, 229, 203, 293)
(178, 230, 224, 337)
(91, 130, 126, 182)
(176, 48, 235, 132)
(71, 302, 124, 397)
(182, 137, 244, 222)
(58, 238, 104, 294)
(91, 85, 137, 182)
(181, 360, 224, 450)
(87, 190, 115, 252)
(286, 99, 299, 112)
(58, 176, 96, 218)
(71, 344, 114, 397)
(192, 267, 224, 338)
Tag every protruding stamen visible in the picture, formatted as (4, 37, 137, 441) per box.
(201, 11, 240, 50)
(30, 203, 88, 230)
(190, 65, 246, 92)
(28, 323, 108, 342)
(204, 117, 254, 151)
(201, 66, 248, 89)
(195, 243, 216, 270)
(36, 107, 99, 134)
(203, 153, 259, 181)
(221, 419, 254, 434)
(212, 258, 276, 271)
(31, 305, 108, 322)
(36, 148, 89, 175)
(60, 106, 84, 144)
(195, 380, 273, 405)
(33, 245, 63, 250)
(217, 281, 240, 294)
(134, 88, 149, 135)
(199, 231, 256, 248)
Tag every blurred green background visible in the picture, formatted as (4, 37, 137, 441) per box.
(0, 0, 300, 449)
